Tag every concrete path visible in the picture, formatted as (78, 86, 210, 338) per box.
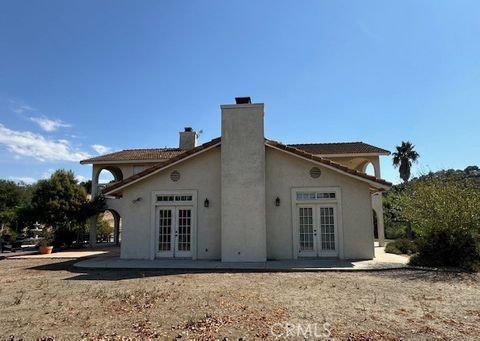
(74, 246, 409, 271)
(8, 247, 120, 260)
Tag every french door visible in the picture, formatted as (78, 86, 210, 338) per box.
(156, 206, 193, 258)
(298, 205, 338, 257)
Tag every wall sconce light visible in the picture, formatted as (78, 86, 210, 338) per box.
(204, 198, 210, 208)
(275, 197, 281, 207)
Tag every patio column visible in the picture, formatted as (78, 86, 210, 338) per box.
(372, 192, 385, 247)
(89, 215, 97, 248)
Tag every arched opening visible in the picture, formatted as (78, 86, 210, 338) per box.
(363, 162, 375, 176)
(95, 209, 122, 245)
(94, 166, 123, 195)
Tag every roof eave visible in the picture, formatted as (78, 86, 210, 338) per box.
(103, 138, 221, 195)
(80, 159, 171, 165)
(265, 141, 392, 189)
(315, 152, 390, 158)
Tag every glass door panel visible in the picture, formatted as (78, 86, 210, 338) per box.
(298, 206, 316, 257)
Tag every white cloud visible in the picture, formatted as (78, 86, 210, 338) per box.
(12, 105, 36, 114)
(75, 174, 87, 182)
(8, 176, 37, 184)
(91, 144, 111, 155)
(0, 124, 91, 162)
(41, 169, 55, 179)
(30, 116, 72, 132)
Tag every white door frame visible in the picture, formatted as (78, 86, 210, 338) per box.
(150, 190, 198, 260)
(291, 187, 344, 259)
(316, 204, 339, 257)
(296, 204, 317, 257)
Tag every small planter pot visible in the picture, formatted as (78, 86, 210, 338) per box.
(39, 246, 53, 254)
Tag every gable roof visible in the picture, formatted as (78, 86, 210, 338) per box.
(81, 141, 389, 164)
(80, 148, 185, 164)
(102, 138, 391, 195)
(265, 140, 391, 188)
(287, 142, 390, 156)
(102, 137, 221, 194)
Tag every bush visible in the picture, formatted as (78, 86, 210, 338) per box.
(410, 230, 480, 271)
(53, 223, 88, 248)
(399, 178, 480, 271)
(38, 229, 54, 247)
(385, 223, 407, 239)
(385, 239, 417, 255)
(0, 226, 18, 241)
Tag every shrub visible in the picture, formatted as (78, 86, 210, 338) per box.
(385, 238, 417, 255)
(410, 230, 480, 271)
(385, 223, 407, 240)
(399, 178, 480, 271)
(38, 229, 54, 247)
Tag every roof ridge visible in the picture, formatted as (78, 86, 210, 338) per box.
(121, 147, 183, 151)
(288, 142, 364, 146)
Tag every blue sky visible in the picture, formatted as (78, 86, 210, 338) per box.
(0, 0, 479, 184)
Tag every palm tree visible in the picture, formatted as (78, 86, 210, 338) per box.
(392, 141, 419, 182)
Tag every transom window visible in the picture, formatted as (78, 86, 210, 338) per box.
(296, 192, 336, 201)
(157, 195, 193, 202)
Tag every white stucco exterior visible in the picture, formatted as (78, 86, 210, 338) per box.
(83, 99, 390, 262)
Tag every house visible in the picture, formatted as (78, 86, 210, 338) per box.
(80, 97, 391, 262)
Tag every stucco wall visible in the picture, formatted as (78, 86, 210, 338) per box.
(265, 147, 375, 260)
(327, 155, 381, 177)
(114, 147, 221, 260)
(101, 145, 375, 261)
(220, 104, 267, 262)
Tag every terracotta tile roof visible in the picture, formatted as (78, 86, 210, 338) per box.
(102, 138, 222, 194)
(80, 148, 185, 164)
(288, 142, 390, 155)
(82, 141, 389, 164)
(102, 137, 390, 195)
(266, 140, 392, 187)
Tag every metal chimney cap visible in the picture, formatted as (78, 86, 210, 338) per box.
(235, 97, 251, 104)
(184, 127, 193, 132)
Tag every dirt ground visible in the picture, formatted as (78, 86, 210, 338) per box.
(0, 258, 479, 340)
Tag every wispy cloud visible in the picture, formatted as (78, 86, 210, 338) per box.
(12, 105, 36, 114)
(30, 116, 72, 132)
(91, 144, 111, 155)
(8, 176, 37, 184)
(75, 174, 88, 182)
(0, 124, 91, 162)
(357, 21, 382, 42)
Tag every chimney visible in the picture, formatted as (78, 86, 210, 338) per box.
(179, 127, 198, 150)
(220, 97, 267, 262)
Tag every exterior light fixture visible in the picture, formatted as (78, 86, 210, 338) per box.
(275, 197, 281, 207)
(204, 198, 210, 208)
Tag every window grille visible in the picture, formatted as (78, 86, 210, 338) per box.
(296, 192, 336, 201)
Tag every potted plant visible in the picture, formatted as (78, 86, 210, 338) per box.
(38, 230, 54, 254)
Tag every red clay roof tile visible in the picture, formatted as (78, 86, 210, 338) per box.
(101, 138, 391, 195)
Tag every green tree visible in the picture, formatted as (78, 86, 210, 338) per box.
(31, 170, 88, 246)
(0, 180, 35, 233)
(399, 178, 480, 270)
(80, 180, 92, 195)
(96, 214, 114, 242)
(392, 141, 419, 182)
(0, 180, 22, 211)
